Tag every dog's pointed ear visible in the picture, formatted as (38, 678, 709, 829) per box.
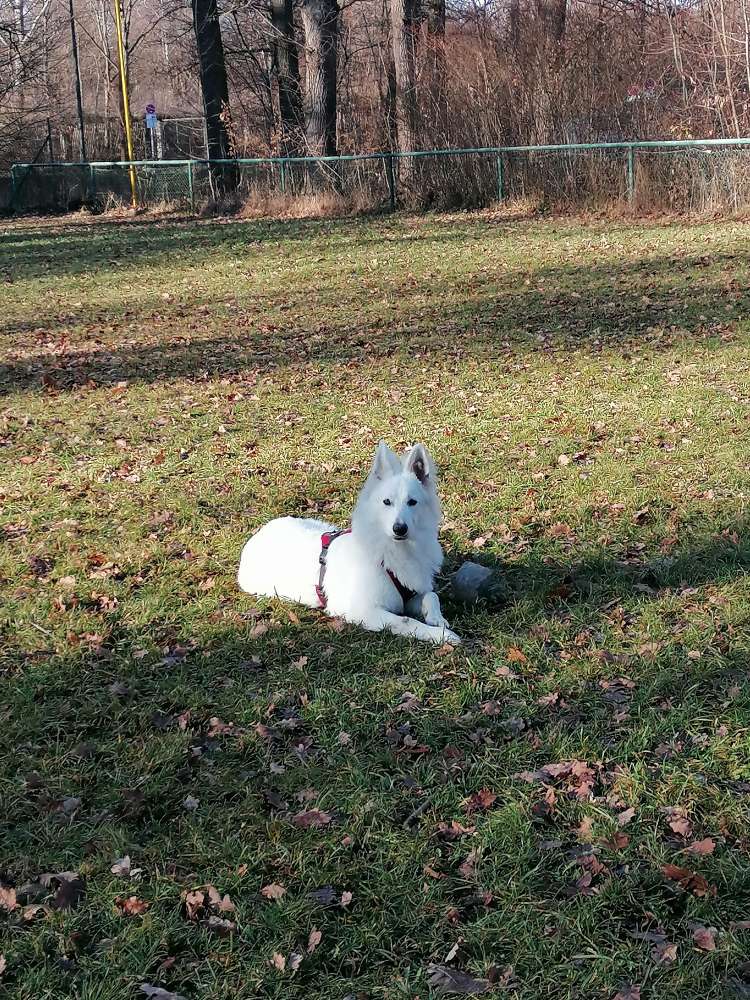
(369, 441, 400, 481)
(403, 443, 435, 486)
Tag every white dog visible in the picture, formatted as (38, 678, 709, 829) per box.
(237, 442, 461, 644)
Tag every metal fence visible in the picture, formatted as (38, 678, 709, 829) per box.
(7, 138, 750, 216)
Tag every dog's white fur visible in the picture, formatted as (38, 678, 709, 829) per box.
(237, 442, 460, 644)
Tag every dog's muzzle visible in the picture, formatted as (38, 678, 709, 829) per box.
(392, 521, 408, 539)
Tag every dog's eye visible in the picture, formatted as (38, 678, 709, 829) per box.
(407, 498, 418, 506)
(383, 498, 392, 506)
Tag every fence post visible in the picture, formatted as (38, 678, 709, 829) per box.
(88, 163, 96, 203)
(386, 153, 396, 210)
(496, 154, 505, 202)
(9, 165, 17, 213)
(187, 160, 195, 213)
(626, 145, 635, 206)
(279, 159, 287, 194)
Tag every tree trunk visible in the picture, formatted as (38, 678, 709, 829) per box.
(550, 0, 566, 42)
(192, 0, 237, 193)
(390, 0, 418, 174)
(270, 0, 303, 155)
(300, 0, 338, 158)
(425, 0, 444, 37)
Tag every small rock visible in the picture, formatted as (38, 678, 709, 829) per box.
(451, 561, 494, 603)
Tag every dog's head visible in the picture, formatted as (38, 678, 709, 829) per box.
(355, 441, 441, 543)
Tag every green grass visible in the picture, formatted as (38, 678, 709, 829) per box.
(2, 209, 750, 1000)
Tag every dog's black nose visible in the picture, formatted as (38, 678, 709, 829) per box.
(393, 521, 408, 538)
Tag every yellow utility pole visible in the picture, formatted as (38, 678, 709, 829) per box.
(113, 0, 137, 207)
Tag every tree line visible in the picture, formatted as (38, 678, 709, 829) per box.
(3, 0, 750, 172)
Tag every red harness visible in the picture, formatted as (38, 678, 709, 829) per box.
(316, 529, 417, 610)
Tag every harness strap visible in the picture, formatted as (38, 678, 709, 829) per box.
(384, 565, 417, 607)
(316, 528, 351, 608)
(316, 530, 418, 612)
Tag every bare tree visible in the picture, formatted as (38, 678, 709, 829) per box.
(300, 0, 338, 156)
(270, 0, 303, 153)
(390, 0, 417, 165)
(192, 0, 236, 188)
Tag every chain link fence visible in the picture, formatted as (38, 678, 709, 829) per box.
(6, 140, 750, 216)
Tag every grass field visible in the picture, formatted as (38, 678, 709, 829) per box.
(2, 210, 750, 1000)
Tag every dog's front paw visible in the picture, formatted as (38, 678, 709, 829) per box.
(425, 611, 450, 629)
(439, 628, 462, 646)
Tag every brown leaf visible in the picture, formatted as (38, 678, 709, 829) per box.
(41, 871, 85, 910)
(0, 887, 17, 912)
(692, 926, 717, 951)
(651, 940, 678, 965)
(271, 952, 286, 971)
(462, 789, 497, 814)
(426, 963, 491, 995)
(206, 885, 235, 912)
(307, 927, 322, 954)
(116, 895, 149, 916)
(292, 809, 333, 829)
(0, 955, 6, 978)
(600, 831, 630, 850)
(184, 889, 205, 920)
(340, 890, 353, 907)
(666, 808, 693, 838)
(204, 915, 236, 936)
(730, 920, 750, 930)
(617, 807, 636, 827)
(261, 883, 286, 901)
(576, 816, 595, 841)
(207, 716, 234, 736)
(685, 837, 716, 856)
(506, 646, 528, 664)
(661, 864, 716, 897)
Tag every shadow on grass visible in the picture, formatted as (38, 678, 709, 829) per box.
(2, 242, 747, 396)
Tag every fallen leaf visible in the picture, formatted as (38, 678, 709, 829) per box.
(292, 809, 332, 829)
(110, 856, 132, 877)
(261, 883, 286, 901)
(577, 816, 594, 841)
(308, 886, 337, 905)
(207, 716, 234, 736)
(288, 952, 304, 971)
(651, 940, 678, 965)
(307, 927, 322, 954)
(693, 926, 717, 951)
(140, 986, 188, 1000)
(506, 646, 528, 664)
(184, 889, 205, 919)
(462, 789, 497, 814)
(116, 895, 149, 916)
(685, 837, 716, 856)
(731, 920, 750, 930)
(666, 808, 693, 838)
(662, 864, 716, 897)
(426, 963, 491, 995)
(0, 887, 17, 912)
(340, 890, 353, 907)
(0, 955, 5, 977)
(271, 952, 286, 971)
(204, 915, 236, 936)
(206, 885, 235, 912)
(183, 795, 200, 811)
(41, 871, 85, 910)
(600, 831, 630, 850)
(617, 807, 636, 827)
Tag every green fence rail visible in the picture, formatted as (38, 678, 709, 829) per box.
(7, 138, 750, 215)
